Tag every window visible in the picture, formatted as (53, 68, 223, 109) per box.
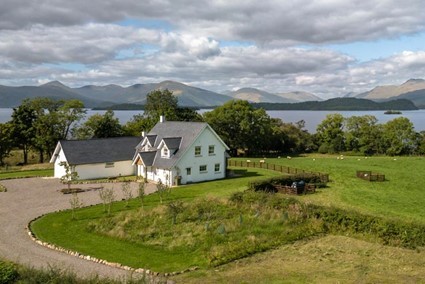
(208, 145, 215, 155)
(199, 165, 207, 173)
(162, 147, 169, 158)
(105, 162, 115, 168)
(186, 167, 191, 175)
(214, 163, 220, 173)
(195, 146, 202, 156)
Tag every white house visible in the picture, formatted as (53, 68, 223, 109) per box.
(50, 137, 140, 180)
(50, 119, 230, 185)
(132, 118, 230, 185)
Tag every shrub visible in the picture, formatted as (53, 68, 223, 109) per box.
(0, 260, 18, 284)
(248, 173, 325, 192)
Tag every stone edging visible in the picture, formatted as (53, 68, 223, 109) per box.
(27, 211, 199, 278)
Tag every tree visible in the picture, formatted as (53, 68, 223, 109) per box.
(156, 179, 169, 204)
(56, 99, 86, 139)
(0, 123, 13, 166)
(315, 113, 345, 153)
(137, 180, 146, 209)
(123, 114, 154, 136)
(121, 181, 132, 208)
(69, 192, 83, 220)
(59, 161, 79, 192)
(344, 115, 383, 155)
(203, 100, 276, 155)
(10, 100, 37, 164)
(98, 185, 115, 215)
(144, 89, 178, 122)
(74, 110, 124, 139)
(382, 117, 418, 156)
(276, 119, 315, 153)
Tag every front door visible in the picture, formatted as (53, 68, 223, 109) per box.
(186, 167, 192, 183)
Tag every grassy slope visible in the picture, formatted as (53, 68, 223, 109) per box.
(238, 155, 425, 223)
(31, 156, 425, 282)
(174, 235, 425, 284)
(31, 169, 281, 272)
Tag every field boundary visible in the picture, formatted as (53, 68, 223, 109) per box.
(228, 159, 329, 183)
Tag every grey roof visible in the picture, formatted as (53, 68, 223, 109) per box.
(162, 137, 182, 149)
(136, 121, 209, 169)
(146, 135, 157, 146)
(59, 136, 141, 165)
(136, 151, 157, 166)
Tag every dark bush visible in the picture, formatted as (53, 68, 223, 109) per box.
(0, 260, 18, 284)
(248, 173, 325, 192)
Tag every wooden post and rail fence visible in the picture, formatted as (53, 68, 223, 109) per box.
(227, 159, 329, 183)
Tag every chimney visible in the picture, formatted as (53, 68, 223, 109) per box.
(160, 115, 165, 123)
(141, 131, 145, 137)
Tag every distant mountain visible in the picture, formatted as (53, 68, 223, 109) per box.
(0, 81, 104, 107)
(393, 89, 425, 108)
(275, 91, 322, 102)
(356, 79, 425, 100)
(227, 88, 321, 103)
(0, 80, 233, 108)
(227, 88, 296, 103)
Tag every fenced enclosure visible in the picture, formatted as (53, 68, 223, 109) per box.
(227, 159, 329, 183)
(356, 170, 385, 182)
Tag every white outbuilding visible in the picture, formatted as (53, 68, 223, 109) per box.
(50, 136, 140, 180)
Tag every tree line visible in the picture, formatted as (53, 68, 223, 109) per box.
(1, 90, 424, 166)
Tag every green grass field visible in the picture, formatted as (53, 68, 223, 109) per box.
(237, 155, 425, 223)
(30, 155, 425, 282)
(0, 169, 53, 180)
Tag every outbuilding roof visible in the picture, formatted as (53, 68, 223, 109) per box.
(52, 136, 141, 165)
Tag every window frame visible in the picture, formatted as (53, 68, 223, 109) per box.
(208, 145, 215, 155)
(195, 146, 202, 156)
(199, 165, 207, 173)
(214, 163, 220, 173)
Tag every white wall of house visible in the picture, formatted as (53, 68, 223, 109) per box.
(53, 148, 67, 179)
(73, 160, 135, 180)
(176, 127, 227, 184)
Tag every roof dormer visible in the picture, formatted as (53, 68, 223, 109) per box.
(158, 137, 182, 158)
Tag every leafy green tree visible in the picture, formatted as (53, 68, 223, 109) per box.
(10, 100, 37, 164)
(277, 119, 315, 153)
(56, 99, 86, 139)
(0, 123, 13, 166)
(75, 110, 124, 139)
(123, 114, 154, 136)
(382, 117, 418, 156)
(144, 89, 178, 122)
(59, 161, 79, 192)
(124, 90, 203, 136)
(345, 115, 383, 155)
(315, 113, 345, 153)
(203, 100, 276, 155)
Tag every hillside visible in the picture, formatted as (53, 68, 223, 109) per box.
(0, 80, 232, 108)
(252, 97, 418, 110)
(356, 79, 425, 104)
(227, 88, 296, 103)
(227, 88, 321, 103)
(275, 91, 322, 102)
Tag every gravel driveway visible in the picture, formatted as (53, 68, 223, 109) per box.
(0, 177, 157, 280)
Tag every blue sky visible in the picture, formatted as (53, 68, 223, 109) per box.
(1, 0, 425, 98)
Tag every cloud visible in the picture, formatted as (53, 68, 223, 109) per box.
(0, 23, 161, 64)
(2, 0, 425, 45)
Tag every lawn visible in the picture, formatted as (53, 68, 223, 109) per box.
(235, 155, 425, 223)
(31, 168, 282, 272)
(30, 155, 425, 281)
(0, 168, 53, 180)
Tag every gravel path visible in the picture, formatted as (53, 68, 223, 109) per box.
(0, 177, 157, 280)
